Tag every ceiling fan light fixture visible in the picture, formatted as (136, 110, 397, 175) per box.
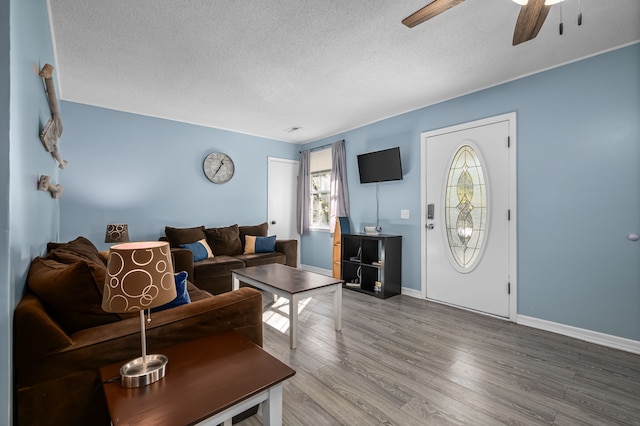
(511, 0, 528, 5)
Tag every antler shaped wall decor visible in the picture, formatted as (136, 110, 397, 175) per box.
(38, 175, 64, 199)
(39, 64, 68, 169)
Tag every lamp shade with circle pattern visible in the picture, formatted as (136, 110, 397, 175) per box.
(105, 224, 130, 243)
(102, 241, 176, 313)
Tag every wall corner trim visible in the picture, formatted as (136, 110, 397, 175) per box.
(401, 287, 422, 299)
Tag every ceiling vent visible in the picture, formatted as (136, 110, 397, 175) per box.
(284, 126, 302, 133)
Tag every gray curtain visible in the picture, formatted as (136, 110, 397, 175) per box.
(296, 149, 310, 235)
(330, 140, 350, 233)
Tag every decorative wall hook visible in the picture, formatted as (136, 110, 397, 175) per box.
(39, 124, 68, 169)
(39, 64, 68, 169)
(39, 64, 62, 137)
(38, 175, 63, 199)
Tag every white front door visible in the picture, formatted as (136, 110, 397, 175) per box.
(268, 157, 299, 241)
(421, 114, 516, 318)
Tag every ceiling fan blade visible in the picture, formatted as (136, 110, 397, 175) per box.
(402, 0, 465, 28)
(512, 0, 551, 45)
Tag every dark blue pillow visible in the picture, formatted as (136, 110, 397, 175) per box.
(244, 235, 277, 254)
(179, 240, 211, 262)
(256, 235, 277, 253)
(151, 271, 191, 312)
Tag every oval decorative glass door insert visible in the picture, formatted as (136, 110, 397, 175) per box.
(445, 145, 487, 270)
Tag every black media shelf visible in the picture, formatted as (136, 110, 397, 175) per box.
(341, 233, 402, 299)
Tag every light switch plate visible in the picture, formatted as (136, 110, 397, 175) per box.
(400, 209, 410, 219)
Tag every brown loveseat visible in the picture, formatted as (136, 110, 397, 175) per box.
(164, 222, 298, 295)
(14, 237, 263, 426)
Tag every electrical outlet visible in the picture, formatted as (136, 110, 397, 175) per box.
(400, 209, 410, 219)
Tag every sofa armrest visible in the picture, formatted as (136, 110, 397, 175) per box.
(171, 247, 194, 280)
(276, 239, 298, 268)
(16, 287, 263, 388)
(14, 294, 73, 358)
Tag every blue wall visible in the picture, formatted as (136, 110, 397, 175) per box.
(3, 5, 637, 424)
(4, 0, 61, 423)
(58, 102, 299, 249)
(301, 44, 640, 341)
(59, 45, 640, 342)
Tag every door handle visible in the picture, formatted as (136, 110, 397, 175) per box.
(426, 224, 434, 230)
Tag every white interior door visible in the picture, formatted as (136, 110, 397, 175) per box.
(422, 116, 515, 318)
(268, 157, 299, 241)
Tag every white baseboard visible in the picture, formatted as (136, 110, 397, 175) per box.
(401, 287, 422, 299)
(299, 269, 425, 301)
(517, 315, 640, 355)
(300, 264, 332, 276)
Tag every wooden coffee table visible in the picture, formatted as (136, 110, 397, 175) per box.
(100, 330, 295, 425)
(232, 264, 343, 349)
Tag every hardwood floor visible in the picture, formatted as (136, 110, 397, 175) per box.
(237, 290, 640, 425)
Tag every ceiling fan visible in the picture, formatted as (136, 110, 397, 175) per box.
(402, 0, 565, 46)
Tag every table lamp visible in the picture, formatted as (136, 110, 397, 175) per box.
(104, 223, 130, 243)
(101, 241, 177, 388)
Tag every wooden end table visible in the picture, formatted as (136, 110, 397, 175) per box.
(100, 330, 295, 425)
(232, 263, 343, 349)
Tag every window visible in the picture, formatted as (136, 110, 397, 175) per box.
(445, 145, 487, 270)
(309, 148, 332, 229)
(310, 170, 330, 228)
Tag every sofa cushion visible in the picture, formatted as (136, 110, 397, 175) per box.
(239, 222, 268, 251)
(187, 288, 213, 302)
(180, 239, 214, 262)
(193, 256, 245, 279)
(46, 236, 106, 267)
(244, 235, 277, 254)
(165, 226, 206, 248)
(27, 257, 121, 334)
(205, 224, 242, 256)
(186, 277, 212, 301)
(152, 271, 191, 312)
(235, 252, 286, 268)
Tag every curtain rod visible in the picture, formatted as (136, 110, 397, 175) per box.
(299, 139, 344, 154)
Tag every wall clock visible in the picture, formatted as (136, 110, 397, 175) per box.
(203, 152, 235, 184)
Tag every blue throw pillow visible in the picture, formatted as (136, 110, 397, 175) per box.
(244, 235, 277, 254)
(151, 271, 191, 312)
(179, 239, 213, 262)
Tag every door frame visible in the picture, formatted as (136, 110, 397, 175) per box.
(420, 112, 518, 321)
(267, 156, 300, 260)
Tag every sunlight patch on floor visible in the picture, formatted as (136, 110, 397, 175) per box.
(262, 296, 313, 333)
(263, 310, 289, 333)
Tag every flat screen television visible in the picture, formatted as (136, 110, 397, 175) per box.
(357, 147, 403, 184)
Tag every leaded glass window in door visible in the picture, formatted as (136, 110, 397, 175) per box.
(445, 145, 487, 270)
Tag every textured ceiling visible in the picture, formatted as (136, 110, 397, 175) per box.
(48, 0, 640, 143)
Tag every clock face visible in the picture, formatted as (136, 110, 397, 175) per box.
(203, 152, 235, 184)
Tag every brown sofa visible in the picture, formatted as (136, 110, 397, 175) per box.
(14, 237, 263, 426)
(164, 222, 298, 295)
